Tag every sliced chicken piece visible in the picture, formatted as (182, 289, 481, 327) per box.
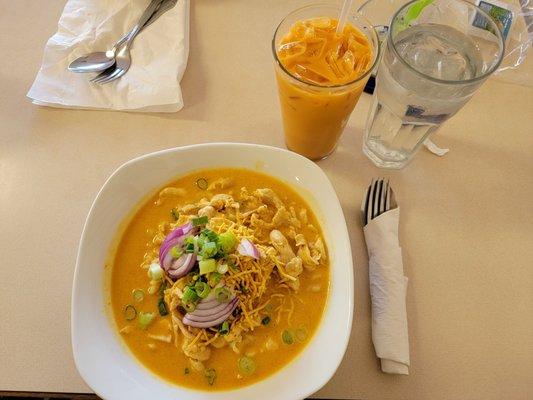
(285, 256, 303, 277)
(207, 177, 233, 191)
(155, 187, 187, 205)
(183, 341, 211, 361)
(198, 205, 216, 218)
(210, 193, 234, 210)
(255, 188, 285, 209)
(270, 229, 296, 263)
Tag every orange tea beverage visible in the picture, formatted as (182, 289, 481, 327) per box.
(273, 7, 378, 160)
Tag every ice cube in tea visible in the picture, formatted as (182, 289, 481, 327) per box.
(275, 17, 374, 159)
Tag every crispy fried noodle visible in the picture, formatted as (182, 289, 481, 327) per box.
(140, 184, 327, 367)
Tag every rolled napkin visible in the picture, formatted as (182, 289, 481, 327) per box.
(27, 0, 189, 112)
(364, 207, 410, 375)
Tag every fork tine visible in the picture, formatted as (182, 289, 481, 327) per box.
(97, 69, 123, 84)
(362, 182, 371, 226)
(377, 179, 385, 217)
(383, 180, 390, 212)
(90, 67, 114, 83)
(371, 179, 379, 220)
(367, 179, 375, 224)
(389, 187, 397, 209)
(96, 69, 120, 84)
(381, 179, 388, 214)
(91, 72, 112, 83)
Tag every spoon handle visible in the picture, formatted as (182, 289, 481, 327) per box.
(121, 0, 164, 48)
(144, 0, 179, 28)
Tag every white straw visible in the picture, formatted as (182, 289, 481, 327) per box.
(336, 0, 354, 34)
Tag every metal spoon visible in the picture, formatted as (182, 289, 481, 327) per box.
(67, 38, 127, 73)
(68, 0, 164, 73)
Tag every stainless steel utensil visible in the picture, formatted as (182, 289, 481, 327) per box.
(145, 0, 178, 28)
(68, 0, 164, 74)
(89, 0, 165, 84)
(362, 178, 397, 226)
(91, 0, 179, 84)
(67, 45, 122, 73)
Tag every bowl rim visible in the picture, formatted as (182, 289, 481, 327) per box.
(71, 143, 354, 400)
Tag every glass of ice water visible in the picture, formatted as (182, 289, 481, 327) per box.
(363, 0, 505, 169)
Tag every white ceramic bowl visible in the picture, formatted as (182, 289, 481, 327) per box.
(72, 143, 353, 400)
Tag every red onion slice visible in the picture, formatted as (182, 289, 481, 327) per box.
(160, 237, 184, 269)
(183, 298, 238, 328)
(237, 238, 260, 260)
(158, 222, 194, 266)
(187, 301, 232, 318)
(167, 253, 196, 280)
(193, 291, 236, 313)
(195, 297, 220, 310)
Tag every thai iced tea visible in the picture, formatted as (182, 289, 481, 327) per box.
(274, 15, 375, 160)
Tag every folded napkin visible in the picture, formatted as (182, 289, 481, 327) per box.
(27, 0, 189, 112)
(364, 207, 410, 375)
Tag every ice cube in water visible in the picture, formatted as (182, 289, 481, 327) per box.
(394, 24, 483, 81)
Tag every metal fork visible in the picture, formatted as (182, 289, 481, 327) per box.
(361, 178, 397, 226)
(91, 0, 165, 84)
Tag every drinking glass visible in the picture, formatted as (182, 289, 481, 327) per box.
(272, 4, 380, 160)
(363, 0, 505, 169)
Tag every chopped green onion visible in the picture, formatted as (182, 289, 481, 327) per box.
(171, 246, 183, 259)
(184, 242, 195, 253)
(204, 368, 216, 386)
(170, 208, 180, 221)
(148, 263, 164, 281)
(295, 327, 308, 342)
(215, 287, 232, 303)
(208, 272, 222, 287)
(217, 263, 229, 274)
(199, 259, 216, 275)
(124, 304, 137, 321)
(218, 231, 237, 253)
(192, 216, 208, 226)
(282, 330, 294, 345)
(132, 289, 144, 302)
(182, 286, 199, 304)
(147, 283, 159, 295)
(184, 235, 196, 245)
(261, 316, 271, 326)
(183, 302, 196, 313)
(240, 284, 249, 294)
(158, 280, 168, 296)
(196, 178, 208, 190)
(201, 241, 218, 258)
(158, 299, 169, 316)
(202, 229, 219, 243)
(184, 367, 190, 375)
(228, 261, 238, 271)
(238, 356, 256, 375)
(219, 321, 230, 335)
(196, 235, 206, 248)
(138, 312, 155, 330)
(194, 281, 211, 298)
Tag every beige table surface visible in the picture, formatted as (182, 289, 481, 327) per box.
(1, 0, 532, 399)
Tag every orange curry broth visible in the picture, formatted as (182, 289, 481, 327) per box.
(275, 17, 373, 160)
(109, 168, 329, 390)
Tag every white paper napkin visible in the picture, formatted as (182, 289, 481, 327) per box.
(363, 207, 410, 375)
(27, 0, 189, 112)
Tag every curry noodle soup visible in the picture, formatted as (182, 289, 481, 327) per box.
(109, 168, 330, 390)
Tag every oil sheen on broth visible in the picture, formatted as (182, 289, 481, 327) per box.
(110, 168, 329, 390)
